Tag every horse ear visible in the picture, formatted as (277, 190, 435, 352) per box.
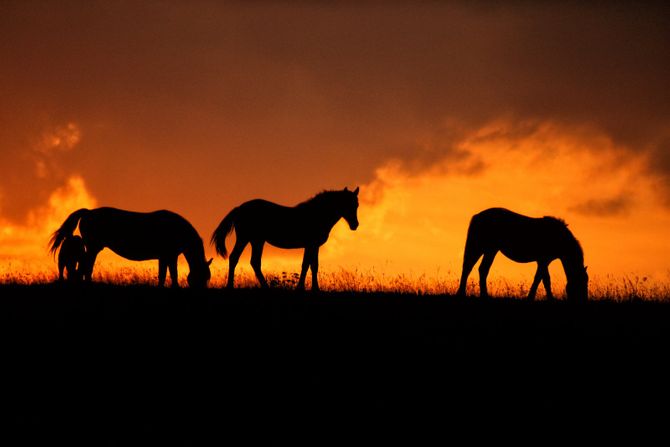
(344, 186, 349, 192)
(207, 258, 213, 266)
(353, 186, 359, 196)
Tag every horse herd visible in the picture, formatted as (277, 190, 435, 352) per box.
(49, 186, 589, 302)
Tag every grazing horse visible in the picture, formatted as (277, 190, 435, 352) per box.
(456, 208, 588, 302)
(49, 207, 212, 288)
(211, 187, 360, 291)
(56, 235, 85, 281)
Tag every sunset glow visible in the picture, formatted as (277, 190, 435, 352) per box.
(1, 2, 668, 296)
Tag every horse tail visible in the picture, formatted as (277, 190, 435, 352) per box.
(211, 207, 239, 260)
(49, 208, 89, 258)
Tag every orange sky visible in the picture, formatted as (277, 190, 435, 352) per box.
(1, 2, 669, 290)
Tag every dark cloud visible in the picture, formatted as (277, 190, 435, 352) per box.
(1, 1, 669, 229)
(569, 194, 633, 217)
(648, 138, 670, 206)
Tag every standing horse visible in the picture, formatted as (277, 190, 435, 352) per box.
(456, 208, 588, 302)
(49, 207, 212, 288)
(56, 234, 85, 281)
(211, 187, 360, 291)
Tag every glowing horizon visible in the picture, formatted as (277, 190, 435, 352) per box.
(1, 3, 668, 295)
(2, 119, 669, 296)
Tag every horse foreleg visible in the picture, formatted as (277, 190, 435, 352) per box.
(541, 265, 553, 300)
(168, 259, 179, 288)
(250, 240, 268, 288)
(297, 249, 310, 291)
(528, 263, 548, 301)
(158, 259, 168, 287)
(478, 251, 497, 298)
(310, 248, 320, 292)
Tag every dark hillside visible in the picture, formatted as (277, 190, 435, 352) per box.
(1, 284, 669, 443)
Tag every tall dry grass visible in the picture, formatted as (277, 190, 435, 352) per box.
(2, 261, 669, 301)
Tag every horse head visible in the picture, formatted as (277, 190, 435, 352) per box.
(341, 187, 360, 230)
(566, 265, 588, 303)
(188, 257, 213, 288)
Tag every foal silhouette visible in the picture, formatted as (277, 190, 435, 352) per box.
(50, 207, 212, 288)
(211, 187, 360, 291)
(56, 235, 85, 281)
(456, 208, 588, 302)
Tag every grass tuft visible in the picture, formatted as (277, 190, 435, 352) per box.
(1, 263, 669, 301)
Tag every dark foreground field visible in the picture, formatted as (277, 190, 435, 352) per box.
(1, 284, 670, 444)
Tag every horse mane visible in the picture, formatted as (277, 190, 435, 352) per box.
(295, 190, 344, 209)
(543, 215, 567, 226)
(543, 215, 584, 264)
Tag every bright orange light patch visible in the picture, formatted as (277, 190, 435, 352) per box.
(316, 120, 670, 294)
(2, 120, 669, 297)
(0, 176, 96, 280)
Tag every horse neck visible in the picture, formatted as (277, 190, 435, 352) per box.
(183, 237, 205, 268)
(301, 198, 342, 228)
(559, 236, 584, 279)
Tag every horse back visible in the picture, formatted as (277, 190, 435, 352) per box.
(470, 208, 568, 261)
(83, 207, 193, 232)
(234, 199, 331, 248)
(79, 207, 199, 259)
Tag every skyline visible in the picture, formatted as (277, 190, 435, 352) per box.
(1, 2, 669, 288)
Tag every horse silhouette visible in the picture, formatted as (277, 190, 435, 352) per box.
(456, 208, 588, 302)
(211, 187, 360, 291)
(49, 207, 212, 288)
(56, 234, 85, 281)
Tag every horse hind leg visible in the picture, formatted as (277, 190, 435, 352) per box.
(457, 230, 484, 297)
(65, 260, 77, 282)
(227, 238, 248, 289)
(250, 240, 268, 288)
(58, 258, 66, 281)
(478, 251, 497, 298)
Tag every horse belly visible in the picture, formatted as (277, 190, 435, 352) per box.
(263, 224, 319, 249)
(107, 246, 160, 261)
(105, 236, 176, 261)
(266, 229, 329, 249)
(500, 244, 556, 264)
(500, 249, 537, 263)
(266, 235, 311, 249)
